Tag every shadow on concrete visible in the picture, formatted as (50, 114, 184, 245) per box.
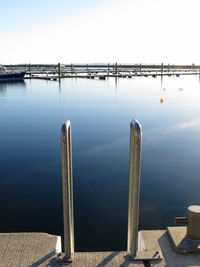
(29, 250, 58, 267)
(29, 251, 144, 266)
(154, 232, 200, 267)
(119, 255, 143, 267)
(95, 252, 143, 267)
(96, 251, 120, 267)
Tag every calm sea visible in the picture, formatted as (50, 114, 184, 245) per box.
(0, 76, 200, 251)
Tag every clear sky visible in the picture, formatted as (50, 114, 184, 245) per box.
(0, 0, 200, 64)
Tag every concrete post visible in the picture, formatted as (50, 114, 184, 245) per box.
(127, 119, 142, 258)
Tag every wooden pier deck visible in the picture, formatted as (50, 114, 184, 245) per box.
(1, 228, 200, 266)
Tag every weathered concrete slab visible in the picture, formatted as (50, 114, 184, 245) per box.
(2, 230, 200, 266)
(140, 229, 200, 267)
(0, 233, 144, 267)
(0, 233, 61, 267)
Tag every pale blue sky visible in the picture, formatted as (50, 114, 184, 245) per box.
(0, 0, 113, 33)
(1, 0, 200, 64)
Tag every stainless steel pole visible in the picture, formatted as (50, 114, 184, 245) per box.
(127, 119, 142, 258)
(60, 120, 74, 261)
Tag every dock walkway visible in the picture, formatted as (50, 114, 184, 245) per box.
(3, 63, 200, 81)
(1, 228, 200, 266)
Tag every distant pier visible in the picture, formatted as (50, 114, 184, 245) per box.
(3, 63, 200, 81)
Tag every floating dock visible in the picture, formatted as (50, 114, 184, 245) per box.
(3, 63, 200, 81)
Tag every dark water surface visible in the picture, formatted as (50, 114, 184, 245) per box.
(1, 76, 200, 251)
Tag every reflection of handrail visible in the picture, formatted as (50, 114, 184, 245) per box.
(127, 119, 142, 258)
(60, 120, 74, 261)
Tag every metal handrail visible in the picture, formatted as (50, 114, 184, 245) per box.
(127, 119, 142, 258)
(60, 120, 74, 261)
(59, 119, 142, 261)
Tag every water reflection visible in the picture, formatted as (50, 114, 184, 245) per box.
(115, 77, 118, 91)
(160, 74, 163, 89)
(1, 76, 200, 251)
(0, 81, 26, 96)
(58, 78, 61, 93)
(0, 83, 7, 95)
(144, 119, 200, 145)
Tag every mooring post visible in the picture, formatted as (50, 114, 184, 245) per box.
(59, 120, 74, 262)
(127, 119, 142, 258)
(71, 64, 74, 74)
(58, 63, 61, 77)
(161, 63, 163, 75)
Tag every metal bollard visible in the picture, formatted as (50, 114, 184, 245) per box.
(127, 119, 142, 258)
(174, 205, 200, 240)
(187, 205, 200, 240)
(59, 120, 74, 261)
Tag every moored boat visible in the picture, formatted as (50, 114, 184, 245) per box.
(0, 65, 26, 81)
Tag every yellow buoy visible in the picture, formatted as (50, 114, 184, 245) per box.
(160, 98, 163, 103)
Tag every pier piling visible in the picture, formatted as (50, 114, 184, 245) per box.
(58, 63, 61, 77)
